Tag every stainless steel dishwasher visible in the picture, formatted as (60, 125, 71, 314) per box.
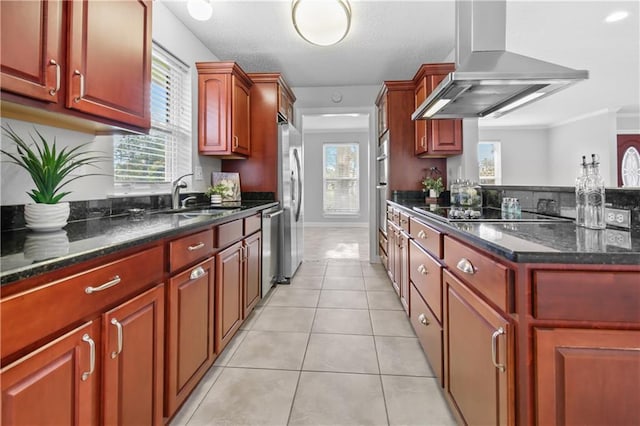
(261, 206, 283, 297)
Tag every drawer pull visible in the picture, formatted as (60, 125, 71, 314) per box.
(418, 313, 430, 326)
(81, 334, 95, 381)
(400, 219, 408, 224)
(491, 327, 506, 373)
(417, 230, 427, 239)
(187, 242, 205, 251)
(110, 318, 123, 359)
(417, 264, 428, 275)
(190, 266, 205, 280)
(456, 258, 476, 275)
(85, 275, 121, 294)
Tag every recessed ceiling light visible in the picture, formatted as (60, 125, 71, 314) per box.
(605, 10, 629, 23)
(187, 0, 213, 21)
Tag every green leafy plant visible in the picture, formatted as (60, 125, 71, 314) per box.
(421, 176, 444, 194)
(1, 125, 105, 204)
(205, 183, 228, 197)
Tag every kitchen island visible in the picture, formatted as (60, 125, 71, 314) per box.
(384, 199, 640, 426)
(0, 200, 276, 425)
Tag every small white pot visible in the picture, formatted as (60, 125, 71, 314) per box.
(429, 189, 439, 198)
(24, 202, 70, 232)
(210, 194, 222, 205)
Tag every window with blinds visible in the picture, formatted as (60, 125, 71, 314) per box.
(323, 143, 360, 215)
(114, 43, 191, 183)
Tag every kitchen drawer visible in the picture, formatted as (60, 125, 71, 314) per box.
(169, 228, 214, 273)
(444, 236, 511, 312)
(216, 219, 243, 248)
(409, 240, 443, 322)
(410, 284, 443, 385)
(381, 251, 388, 270)
(1, 245, 164, 360)
(399, 212, 410, 233)
(409, 217, 442, 259)
(244, 213, 261, 235)
(533, 270, 640, 323)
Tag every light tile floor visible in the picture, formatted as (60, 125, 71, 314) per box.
(170, 226, 456, 426)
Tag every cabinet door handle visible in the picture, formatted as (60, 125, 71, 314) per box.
(85, 275, 121, 294)
(417, 230, 427, 239)
(417, 264, 428, 275)
(110, 318, 123, 359)
(418, 313, 429, 326)
(81, 334, 95, 381)
(73, 70, 85, 103)
(190, 266, 205, 280)
(456, 258, 476, 275)
(49, 59, 60, 95)
(491, 327, 506, 373)
(233, 135, 239, 148)
(187, 242, 205, 251)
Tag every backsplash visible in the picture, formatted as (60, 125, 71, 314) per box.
(0, 192, 276, 231)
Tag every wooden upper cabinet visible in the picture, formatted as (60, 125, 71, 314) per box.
(67, 0, 152, 129)
(0, 0, 63, 103)
(277, 79, 296, 125)
(197, 62, 253, 158)
(413, 63, 462, 157)
(376, 86, 389, 137)
(0, 0, 152, 132)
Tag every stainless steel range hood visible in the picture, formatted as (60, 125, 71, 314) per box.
(412, 0, 588, 120)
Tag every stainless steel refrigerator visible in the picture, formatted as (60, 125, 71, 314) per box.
(278, 123, 304, 282)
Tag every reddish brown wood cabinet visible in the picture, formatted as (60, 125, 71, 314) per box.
(0, 0, 152, 132)
(1, 321, 100, 426)
(166, 258, 216, 416)
(103, 284, 164, 426)
(443, 269, 513, 426)
(223, 73, 295, 194)
(375, 81, 446, 192)
(216, 241, 244, 352)
(413, 63, 462, 157)
(243, 232, 262, 316)
(197, 62, 253, 158)
(535, 327, 640, 426)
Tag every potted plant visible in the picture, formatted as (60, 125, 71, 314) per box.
(1, 125, 104, 231)
(421, 176, 444, 198)
(205, 183, 228, 204)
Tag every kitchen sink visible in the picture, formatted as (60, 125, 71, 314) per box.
(152, 207, 239, 216)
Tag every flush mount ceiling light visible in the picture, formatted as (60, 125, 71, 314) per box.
(292, 0, 352, 46)
(187, 0, 213, 21)
(605, 10, 629, 23)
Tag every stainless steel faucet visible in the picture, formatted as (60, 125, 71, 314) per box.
(171, 173, 193, 209)
(181, 196, 197, 209)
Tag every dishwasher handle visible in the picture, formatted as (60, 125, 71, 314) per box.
(263, 209, 284, 219)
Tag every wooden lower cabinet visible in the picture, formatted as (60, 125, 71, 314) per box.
(443, 269, 514, 425)
(166, 258, 216, 416)
(386, 221, 398, 293)
(535, 327, 640, 425)
(1, 321, 100, 425)
(398, 230, 410, 314)
(243, 232, 262, 317)
(410, 284, 443, 384)
(216, 242, 244, 353)
(103, 284, 164, 426)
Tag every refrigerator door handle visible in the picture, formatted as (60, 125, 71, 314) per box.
(293, 148, 302, 222)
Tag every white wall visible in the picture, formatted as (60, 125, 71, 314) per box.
(292, 85, 379, 111)
(479, 127, 550, 185)
(1, 2, 220, 206)
(547, 110, 617, 186)
(303, 130, 370, 226)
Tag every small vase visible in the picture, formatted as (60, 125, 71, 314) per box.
(429, 189, 439, 198)
(210, 194, 222, 205)
(24, 202, 70, 232)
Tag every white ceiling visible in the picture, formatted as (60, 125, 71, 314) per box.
(161, 0, 639, 128)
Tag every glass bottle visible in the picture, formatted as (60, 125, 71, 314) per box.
(575, 156, 588, 226)
(584, 154, 606, 229)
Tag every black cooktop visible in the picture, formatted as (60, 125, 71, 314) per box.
(413, 206, 571, 223)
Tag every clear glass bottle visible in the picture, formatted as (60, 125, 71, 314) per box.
(584, 154, 606, 229)
(512, 198, 521, 219)
(501, 197, 510, 219)
(575, 156, 587, 226)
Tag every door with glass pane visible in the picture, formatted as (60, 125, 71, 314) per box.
(323, 143, 359, 215)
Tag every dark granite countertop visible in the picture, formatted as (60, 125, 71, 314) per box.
(389, 200, 640, 265)
(0, 201, 278, 285)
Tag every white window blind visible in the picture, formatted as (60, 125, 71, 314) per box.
(114, 43, 191, 183)
(323, 143, 359, 215)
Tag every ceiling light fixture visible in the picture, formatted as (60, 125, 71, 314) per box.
(605, 10, 629, 23)
(187, 0, 213, 21)
(292, 0, 352, 46)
